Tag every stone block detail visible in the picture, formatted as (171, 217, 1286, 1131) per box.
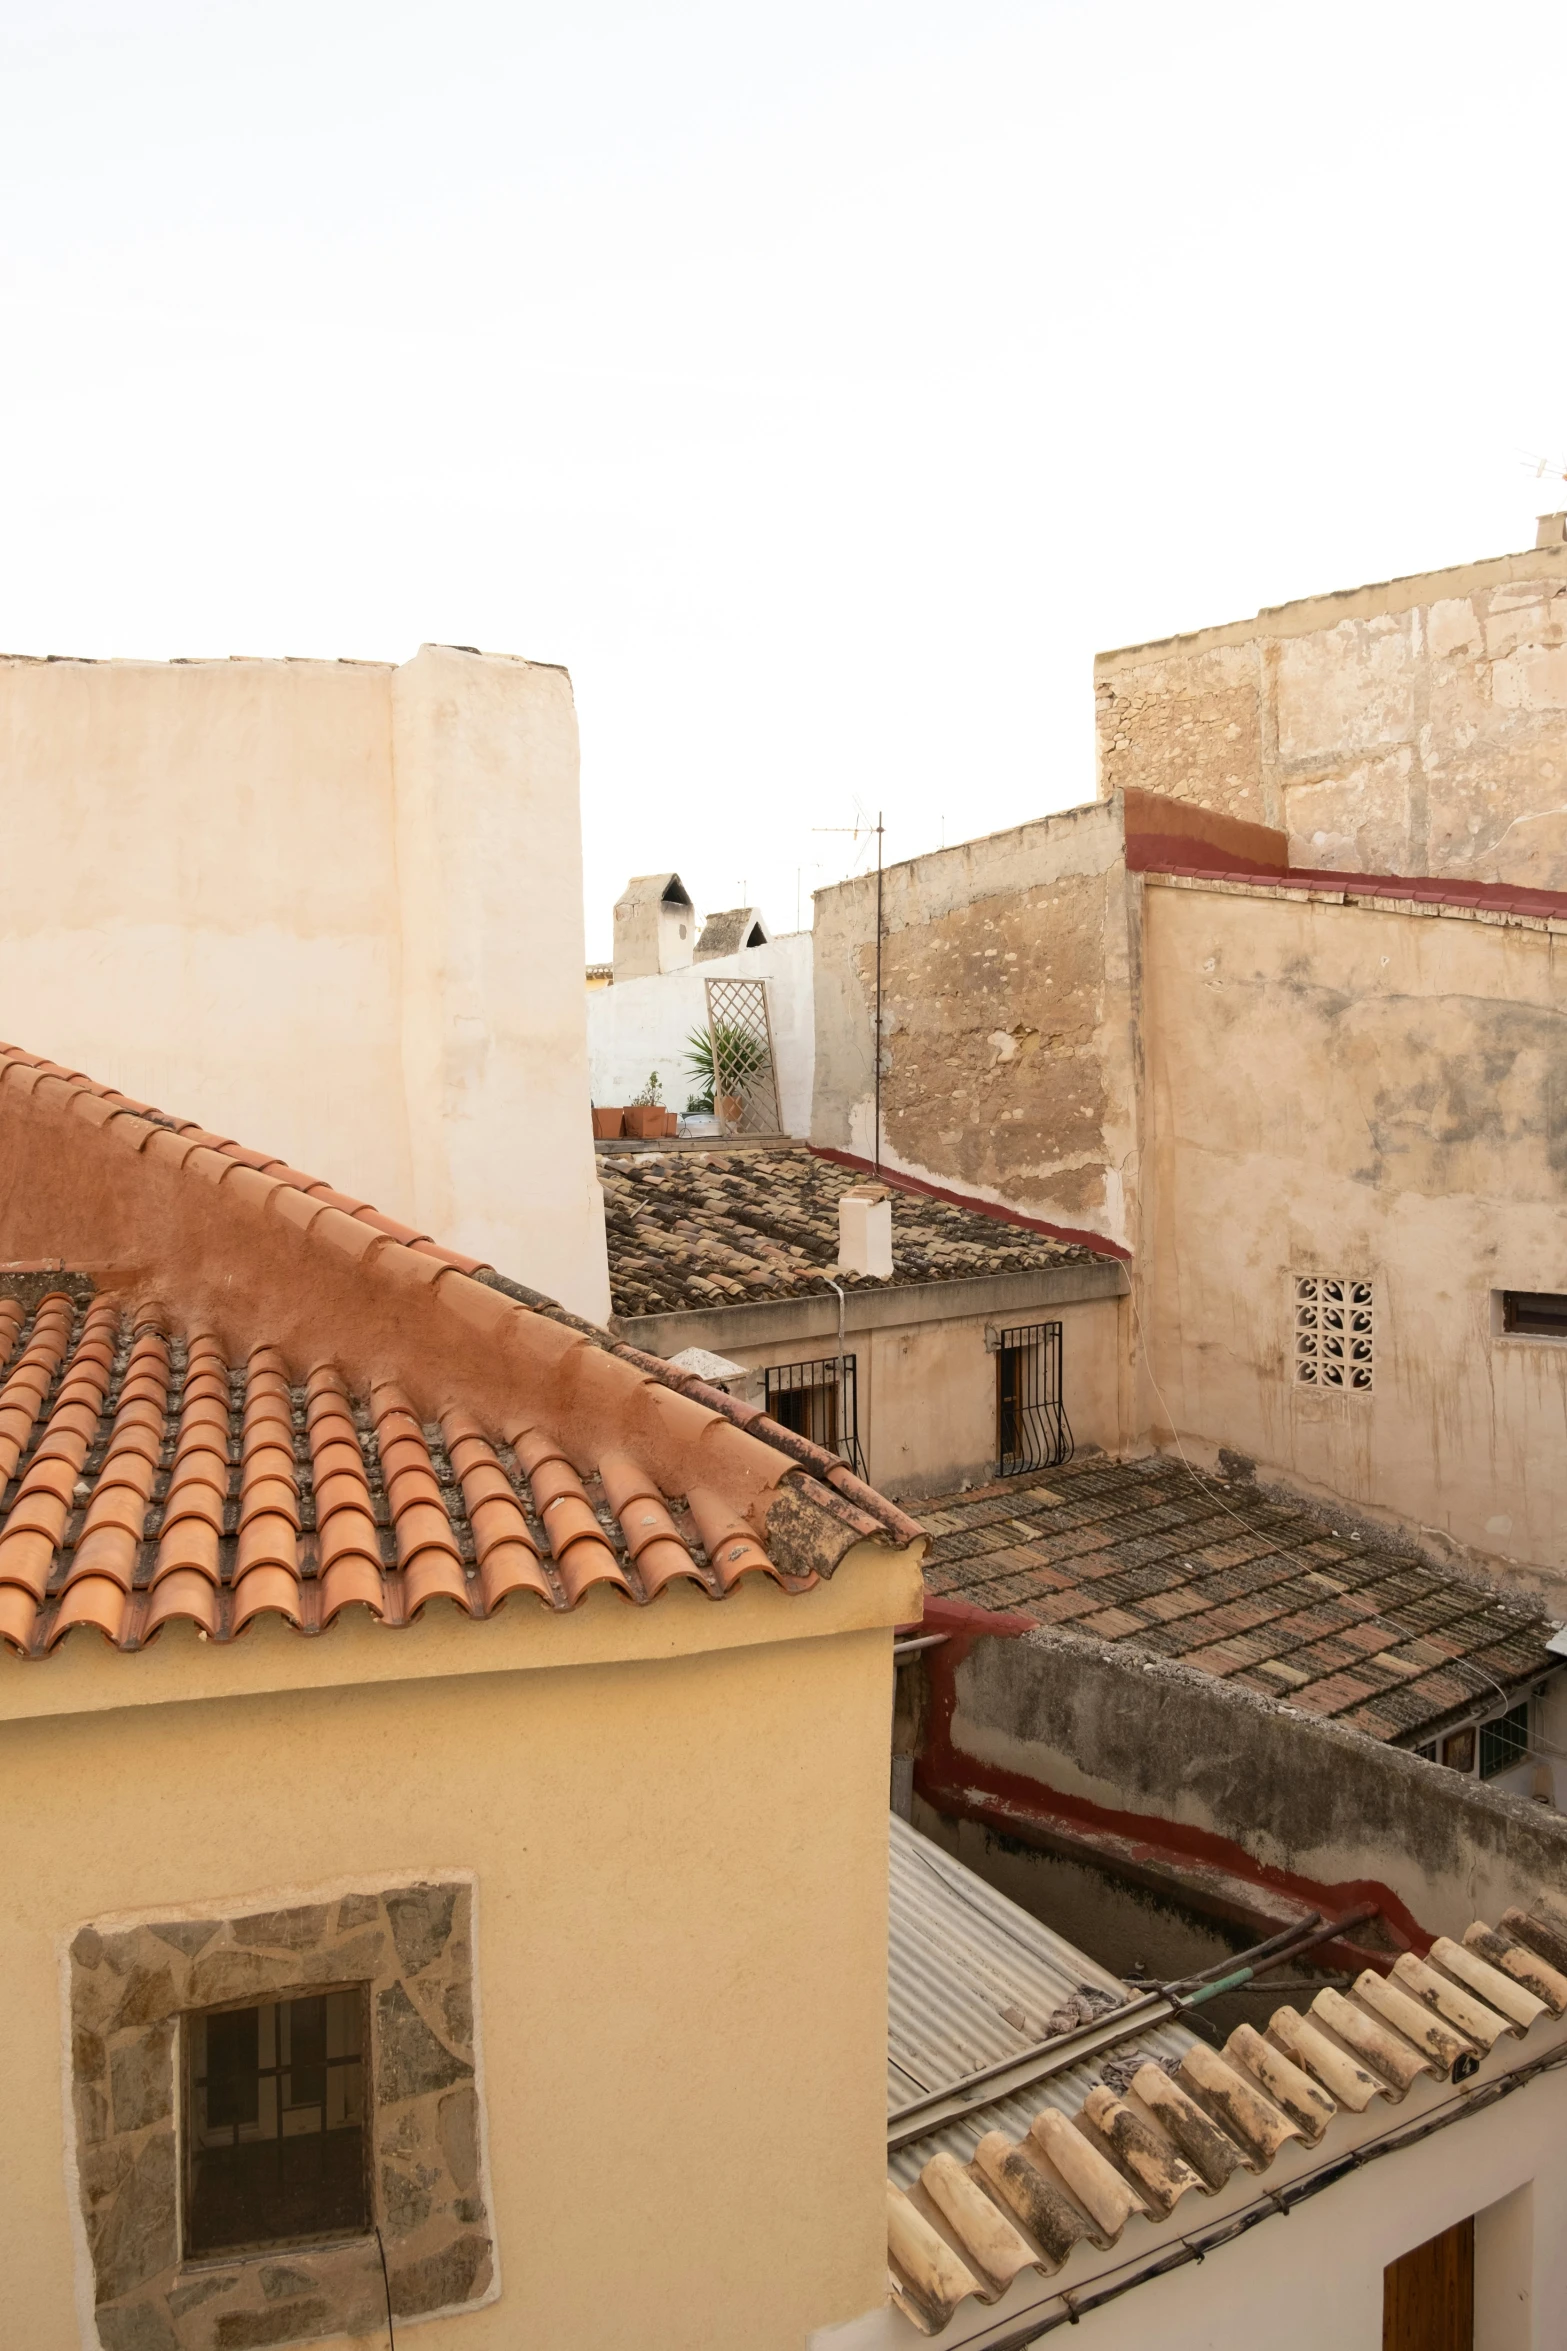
(69, 1882, 492, 2350)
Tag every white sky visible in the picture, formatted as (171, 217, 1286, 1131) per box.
(3, 3, 1564, 958)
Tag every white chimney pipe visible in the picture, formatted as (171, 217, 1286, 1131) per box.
(838, 1185, 893, 1280)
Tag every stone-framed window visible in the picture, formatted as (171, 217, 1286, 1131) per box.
(68, 1881, 494, 2351)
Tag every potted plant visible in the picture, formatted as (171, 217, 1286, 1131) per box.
(623, 1072, 667, 1139)
(591, 1106, 625, 1140)
(683, 1022, 769, 1136)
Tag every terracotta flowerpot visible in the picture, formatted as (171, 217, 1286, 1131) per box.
(623, 1105, 666, 1139)
(662, 1109, 679, 1135)
(591, 1108, 625, 1140)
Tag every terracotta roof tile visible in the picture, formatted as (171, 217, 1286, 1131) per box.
(886, 1888, 1567, 2336)
(0, 1043, 924, 1662)
(921, 1458, 1556, 1747)
(599, 1145, 1113, 1317)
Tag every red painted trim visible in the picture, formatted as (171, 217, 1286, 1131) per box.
(915, 1597, 1429, 1961)
(1144, 857, 1567, 925)
(807, 1146, 1131, 1264)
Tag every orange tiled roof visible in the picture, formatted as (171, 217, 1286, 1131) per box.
(0, 1045, 921, 1659)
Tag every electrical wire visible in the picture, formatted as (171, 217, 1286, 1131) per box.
(374, 2225, 396, 2350)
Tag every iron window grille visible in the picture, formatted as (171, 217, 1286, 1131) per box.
(996, 1322, 1072, 1477)
(764, 1354, 866, 1478)
(1294, 1275, 1374, 1390)
(1479, 1701, 1530, 1779)
(184, 1987, 370, 2257)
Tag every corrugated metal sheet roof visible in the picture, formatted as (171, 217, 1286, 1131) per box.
(887, 1813, 1198, 2185)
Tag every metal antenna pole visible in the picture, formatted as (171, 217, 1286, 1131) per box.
(874, 811, 883, 1174)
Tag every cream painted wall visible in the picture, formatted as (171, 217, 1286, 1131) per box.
(1139, 878, 1567, 1587)
(718, 1295, 1123, 1501)
(0, 648, 610, 1322)
(588, 930, 815, 1135)
(0, 1559, 917, 2351)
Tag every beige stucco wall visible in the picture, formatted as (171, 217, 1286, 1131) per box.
(811, 802, 1139, 1250)
(0, 648, 610, 1322)
(0, 1549, 920, 2351)
(1139, 876, 1567, 1587)
(1096, 541, 1567, 890)
(713, 1295, 1124, 1501)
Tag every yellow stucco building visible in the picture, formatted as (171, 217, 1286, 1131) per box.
(0, 1042, 924, 2351)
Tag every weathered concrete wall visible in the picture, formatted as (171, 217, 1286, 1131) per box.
(588, 930, 814, 1134)
(1140, 875, 1567, 1586)
(0, 1554, 917, 2351)
(1096, 541, 1567, 889)
(811, 801, 1139, 1249)
(0, 648, 610, 1321)
(921, 1623, 1567, 1947)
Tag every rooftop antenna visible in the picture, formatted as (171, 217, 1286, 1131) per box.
(813, 809, 885, 1171)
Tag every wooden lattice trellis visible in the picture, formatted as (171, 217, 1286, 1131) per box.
(705, 976, 781, 1136)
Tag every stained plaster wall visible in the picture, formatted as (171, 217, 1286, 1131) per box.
(925, 1628, 1567, 1948)
(588, 930, 814, 1134)
(0, 649, 610, 1322)
(1139, 877, 1567, 1588)
(0, 1564, 913, 2351)
(1095, 541, 1567, 889)
(810, 802, 1140, 1251)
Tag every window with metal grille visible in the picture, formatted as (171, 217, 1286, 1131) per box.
(184, 1989, 369, 2257)
(1501, 1290, 1567, 1338)
(1479, 1701, 1530, 1779)
(1293, 1275, 1374, 1390)
(995, 1322, 1072, 1477)
(764, 1355, 865, 1477)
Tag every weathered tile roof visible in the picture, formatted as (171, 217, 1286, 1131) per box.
(887, 1884, 1567, 2335)
(601, 1146, 1104, 1318)
(921, 1457, 1557, 1746)
(0, 1046, 922, 1661)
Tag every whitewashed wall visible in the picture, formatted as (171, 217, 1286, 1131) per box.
(588, 931, 814, 1137)
(0, 646, 611, 1321)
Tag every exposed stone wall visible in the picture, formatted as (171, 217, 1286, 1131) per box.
(1095, 543, 1567, 890)
(70, 1881, 491, 2351)
(810, 801, 1140, 1250)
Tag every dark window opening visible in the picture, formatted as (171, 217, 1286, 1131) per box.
(1502, 1290, 1567, 1338)
(765, 1355, 866, 1478)
(996, 1322, 1072, 1477)
(1479, 1700, 1530, 1779)
(184, 1989, 369, 2258)
(744, 923, 766, 947)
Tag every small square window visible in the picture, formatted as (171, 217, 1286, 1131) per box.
(1501, 1290, 1567, 1338)
(1479, 1701, 1530, 1780)
(184, 1988, 369, 2257)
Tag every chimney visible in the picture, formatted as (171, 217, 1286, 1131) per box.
(838, 1184, 893, 1279)
(1536, 513, 1567, 549)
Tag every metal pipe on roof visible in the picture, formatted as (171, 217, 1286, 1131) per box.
(887, 1905, 1380, 2153)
